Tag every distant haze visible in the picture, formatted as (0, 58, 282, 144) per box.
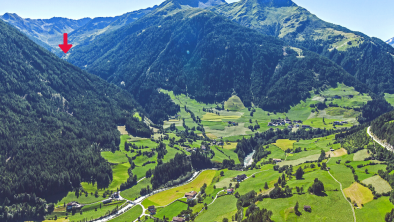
(1, 0, 394, 41)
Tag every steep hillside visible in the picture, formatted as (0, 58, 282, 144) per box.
(0, 20, 150, 221)
(68, 6, 158, 48)
(66, 0, 370, 119)
(0, 13, 91, 53)
(211, 0, 394, 94)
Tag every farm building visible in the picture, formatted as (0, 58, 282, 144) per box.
(273, 159, 282, 163)
(304, 205, 311, 211)
(236, 174, 247, 182)
(148, 205, 156, 215)
(66, 202, 83, 211)
(227, 188, 234, 194)
(103, 199, 112, 204)
(172, 217, 185, 222)
(201, 145, 206, 150)
(302, 125, 311, 128)
(185, 191, 197, 199)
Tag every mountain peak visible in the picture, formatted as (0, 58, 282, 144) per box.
(1, 13, 23, 21)
(172, 0, 227, 8)
(255, 0, 296, 7)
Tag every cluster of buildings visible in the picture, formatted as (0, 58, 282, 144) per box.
(212, 140, 224, 146)
(148, 205, 156, 215)
(333, 121, 348, 126)
(268, 119, 305, 129)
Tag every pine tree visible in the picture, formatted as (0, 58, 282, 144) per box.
(264, 182, 269, 189)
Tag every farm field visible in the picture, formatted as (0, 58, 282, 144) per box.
(273, 139, 296, 151)
(195, 195, 238, 222)
(143, 170, 217, 207)
(343, 182, 374, 208)
(356, 196, 394, 222)
(362, 175, 393, 194)
(155, 200, 188, 220)
(109, 205, 142, 222)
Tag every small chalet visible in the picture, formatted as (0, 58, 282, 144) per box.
(172, 217, 185, 222)
(201, 145, 206, 150)
(304, 205, 311, 211)
(341, 121, 348, 124)
(333, 121, 343, 125)
(111, 192, 119, 199)
(273, 159, 282, 163)
(236, 174, 247, 182)
(66, 202, 82, 211)
(185, 191, 197, 200)
(268, 122, 274, 126)
(288, 125, 293, 129)
(218, 141, 224, 146)
(227, 188, 234, 194)
(148, 205, 156, 215)
(212, 140, 216, 145)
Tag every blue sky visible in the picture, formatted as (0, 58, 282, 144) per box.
(1, 0, 393, 41)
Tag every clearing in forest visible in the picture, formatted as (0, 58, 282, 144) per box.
(362, 175, 392, 194)
(343, 182, 374, 208)
(277, 154, 320, 167)
(273, 139, 296, 151)
(117, 125, 128, 135)
(224, 95, 245, 111)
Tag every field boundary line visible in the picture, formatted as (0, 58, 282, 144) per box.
(327, 158, 356, 222)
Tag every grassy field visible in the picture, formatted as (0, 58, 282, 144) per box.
(277, 154, 320, 167)
(257, 191, 353, 222)
(67, 200, 126, 222)
(109, 204, 142, 222)
(155, 200, 188, 220)
(356, 196, 394, 222)
(273, 139, 296, 151)
(353, 149, 371, 161)
(224, 95, 245, 111)
(121, 178, 152, 200)
(223, 142, 237, 150)
(362, 175, 392, 194)
(384, 93, 394, 106)
(303, 117, 353, 129)
(133, 112, 142, 121)
(54, 191, 105, 206)
(202, 113, 241, 122)
(328, 164, 355, 189)
(101, 151, 128, 164)
(343, 182, 373, 207)
(143, 170, 217, 207)
(195, 195, 238, 222)
(82, 161, 130, 194)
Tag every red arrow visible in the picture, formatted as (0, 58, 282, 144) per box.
(59, 33, 72, 53)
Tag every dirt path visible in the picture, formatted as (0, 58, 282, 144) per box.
(326, 157, 356, 222)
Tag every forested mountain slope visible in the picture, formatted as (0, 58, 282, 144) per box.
(371, 111, 394, 146)
(211, 0, 394, 94)
(66, 0, 371, 121)
(0, 20, 149, 221)
(0, 13, 91, 53)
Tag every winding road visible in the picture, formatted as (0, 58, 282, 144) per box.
(367, 126, 394, 152)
